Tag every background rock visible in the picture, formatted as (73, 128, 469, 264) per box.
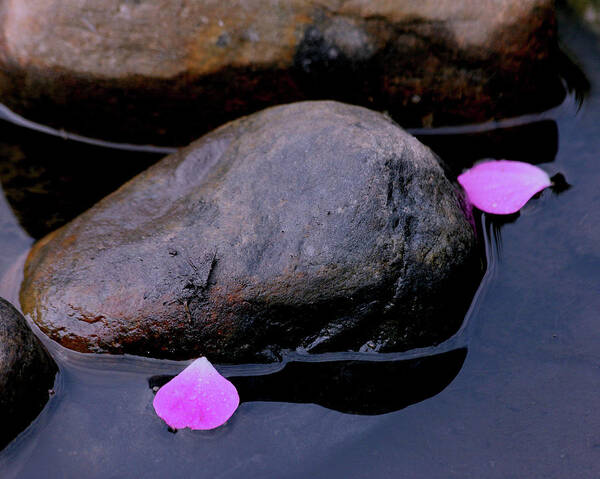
(21, 101, 483, 362)
(0, 297, 57, 449)
(0, 0, 565, 145)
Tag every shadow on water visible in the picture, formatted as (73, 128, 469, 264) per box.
(416, 120, 559, 175)
(0, 120, 165, 239)
(556, 39, 591, 108)
(149, 348, 468, 416)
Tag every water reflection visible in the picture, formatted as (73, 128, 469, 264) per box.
(149, 348, 468, 416)
(0, 120, 163, 239)
(416, 120, 559, 174)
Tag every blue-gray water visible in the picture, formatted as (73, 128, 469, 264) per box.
(0, 11, 599, 479)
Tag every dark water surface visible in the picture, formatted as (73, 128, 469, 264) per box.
(0, 12, 599, 479)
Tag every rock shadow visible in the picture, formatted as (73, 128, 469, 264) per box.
(149, 348, 468, 416)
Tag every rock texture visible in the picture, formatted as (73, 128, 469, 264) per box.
(0, 0, 565, 145)
(0, 297, 57, 449)
(21, 101, 482, 362)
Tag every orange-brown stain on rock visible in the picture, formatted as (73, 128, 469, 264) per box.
(183, 7, 313, 75)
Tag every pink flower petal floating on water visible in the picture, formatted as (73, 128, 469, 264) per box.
(458, 160, 552, 215)
(153, 357, 239, 430)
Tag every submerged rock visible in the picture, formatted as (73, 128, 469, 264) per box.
(0, 298, 57, 449)
(0, 0, 564, 144)
(21, 101, 482, 362)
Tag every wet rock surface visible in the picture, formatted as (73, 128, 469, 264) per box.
(0, 0, 565, 144)
(0, 298, 57, 449)
(21, 101, 482, 362)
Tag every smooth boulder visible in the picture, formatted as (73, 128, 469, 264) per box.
(0, 298, 57, 449)
(0, 0, 565, 144)
(21, 101, 482, 362)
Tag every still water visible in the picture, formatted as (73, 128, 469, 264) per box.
(0, 11, 598, 479)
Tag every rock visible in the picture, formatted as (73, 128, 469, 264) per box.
(0, 0, 565, 145)
(0, 297, 57, 449)
(21, 101, 483, 362)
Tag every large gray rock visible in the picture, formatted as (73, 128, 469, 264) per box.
(0, 0, 565, 144)
(21, 101, 482, 362)
(0, 297, 57, 449)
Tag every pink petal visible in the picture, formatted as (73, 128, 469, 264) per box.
(458, 160, 551, 215)
(153, 357, 239, 430)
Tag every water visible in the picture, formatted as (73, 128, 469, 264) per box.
(0, 11, 599, 478)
